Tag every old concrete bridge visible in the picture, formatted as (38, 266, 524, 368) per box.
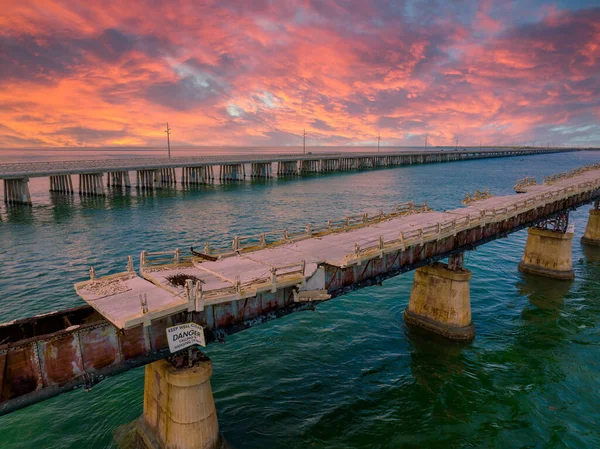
(1, 162, 600, 449)
(1, 147, 576, 206)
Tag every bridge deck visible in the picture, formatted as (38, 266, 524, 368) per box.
(75, 165, 600, 330)
(0, 148, 572, 179)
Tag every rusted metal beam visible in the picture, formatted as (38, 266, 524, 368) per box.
(0, 289, 311, 416)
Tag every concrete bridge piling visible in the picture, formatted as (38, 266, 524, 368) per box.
(107, 171, 131, 188)
(518, 213, 575, 280)
(78, 173, 105, 196)
(581, 200, 600, 246)
(49, 175, 74, 194)
(2, 177, 32, 205)
(219, 164, 245, 181)
(137, 170, 160, 190)
(357, 157, 374, 169)
(182, 166, 214, 185)
(159, 168, 177, 186)
(277, 161, 299, 176)
(404, 253, 475, 340)
(321, 159, 339, 172)
(300, 159, 321, 174)
(138, 356, 220, 449)
(250, 162, 273, 178)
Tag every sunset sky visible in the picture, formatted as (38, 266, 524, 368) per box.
(1, 0, 599, 149)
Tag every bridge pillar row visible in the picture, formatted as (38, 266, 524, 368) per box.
(138, 357, 220, 449)
(404, 253, 475, 341)
(3, 177, 32, 205)
(250, 162, 272, 178)
(277, 161, 298, 176)
(79, 173, 106, 196)
(137, 170, 162, 190)
(300, 160, 320, 174)
(182, 167, 211, 185)
(158, 168, 177, 185)
(518, 213, 574, 280)
(49, 175, 74, 194)
(320, 159, 337, 172)
(581, 200, 600, 247)
(220, 164, 245, 181)
(107, 171, 131, 188)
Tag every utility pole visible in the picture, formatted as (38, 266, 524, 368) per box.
(377, 133, 381, 152)
(302, 129, 307, 154)
(165, 122, 172, 159)
(455, 136, 459, 150)
(424, 133, 428, 148)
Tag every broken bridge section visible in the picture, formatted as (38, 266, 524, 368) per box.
(1, 163, 600, 415)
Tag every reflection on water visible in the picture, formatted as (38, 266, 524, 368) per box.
(406, 326, 468, 394)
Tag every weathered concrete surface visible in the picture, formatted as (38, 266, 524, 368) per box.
(581, 209, 600, 246)
(518, 228, 575, 280)
(139, 358, 220, 449)
(3, 178, 31, 205)
(404, 263, 474, 340)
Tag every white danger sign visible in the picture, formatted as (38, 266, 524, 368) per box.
(166, 323, 206, 353)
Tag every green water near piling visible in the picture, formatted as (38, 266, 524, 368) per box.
(1, 150, 599, 448)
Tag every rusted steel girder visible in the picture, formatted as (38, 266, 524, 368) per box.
(1, 186, 599, 416)
(535, 211, 570, 233)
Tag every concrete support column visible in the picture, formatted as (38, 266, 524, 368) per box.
(581, 200, 600, 246)
(138, 358, 220, 449)
(107, 171, 131, 188)
(581, 204, 600, 246)
(158, 168, 176, 185)
(300, 160, 320, 174)
(220, 164, 244, 181)
(78, 173, 105, 196)
(3, 178, 32, 205)
(183, 167, 206, 185)
(136, 170, 162, 190)
(277, 161, 298, 176)
(357, 157, 371, 169)
(518, 227, 574, 280)
(49, 175, 73, 194)
(320, 159, 338, 172)
(404, 261, 475, 340)
(250, 162, 272, 178)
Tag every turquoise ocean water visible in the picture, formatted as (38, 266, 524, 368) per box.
(0, 148, 599, 448)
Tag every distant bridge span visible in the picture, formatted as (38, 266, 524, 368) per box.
(1, 163, 599, 416)
(1, 147, 579, 205)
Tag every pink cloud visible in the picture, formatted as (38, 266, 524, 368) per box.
(0, 1, 599, 148)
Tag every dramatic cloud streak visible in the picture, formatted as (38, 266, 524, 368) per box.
(1, 0, 599, 148)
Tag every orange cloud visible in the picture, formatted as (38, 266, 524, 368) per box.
(0, 1, 599, 149)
